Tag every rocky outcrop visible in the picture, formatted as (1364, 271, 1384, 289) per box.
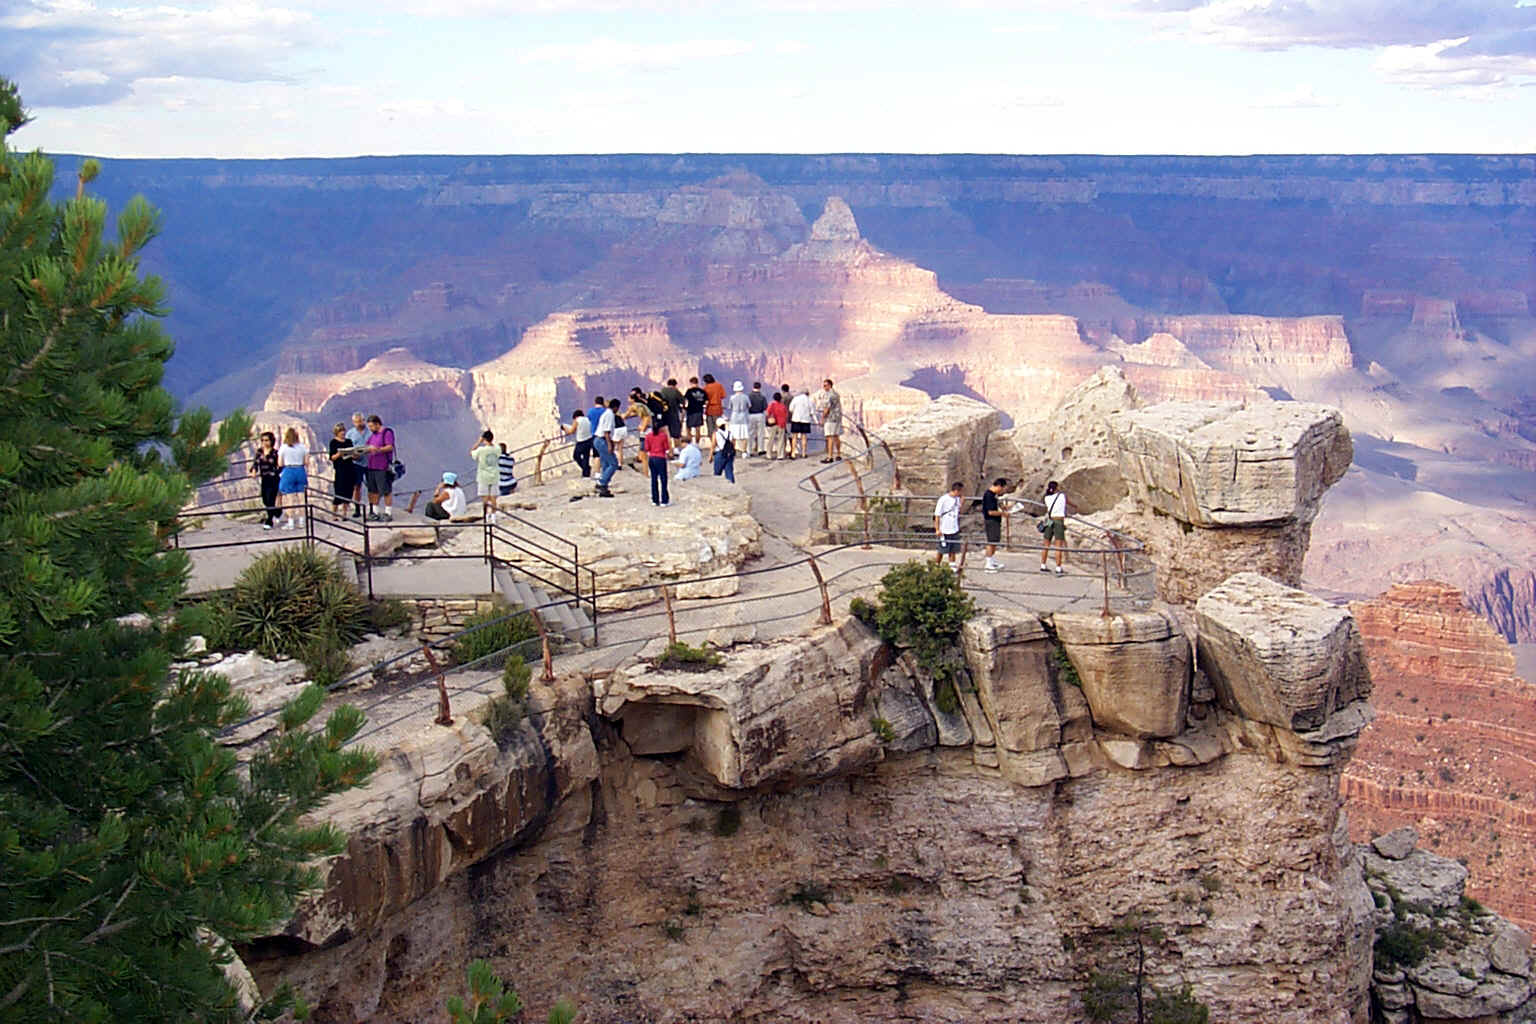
(999, 365, 1144, 501)
(1467, 568, 1536, 644)
(1052, 609, 1189, 740)
(878, 393, 1002, 496)
(1095, 399, 1353, 602)
(1198, 572, 1371, 733)
(1345, 581, 1536, 932)
(1364, 827, 1536, 1024)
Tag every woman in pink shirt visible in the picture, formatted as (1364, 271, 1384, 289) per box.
(765, 392, 789, 460)
(643, 420, 672, 506)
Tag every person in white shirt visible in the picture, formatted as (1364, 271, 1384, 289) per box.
(1039, 480, 1068, 575)
(276, 426, 310, 530)
(933, 481, 964, 570)
(787, 388, 814, 459)
(594, 398, 620, 497)
(425, 472, 468, 521)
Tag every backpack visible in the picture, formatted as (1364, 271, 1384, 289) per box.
(720, 434, 735, 458)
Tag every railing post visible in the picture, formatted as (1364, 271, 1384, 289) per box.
(663, 585, 677, 645)
(808, 473, 830, 532)
(806, 553, 832, 626)
(532, 613, 555, 682)
(362, 512, 374, 599)
(534, 439, 550, 486)
(1101, 551, 1111, 618)
(846, 460, 872, 550)
(421, 644, 454, 726)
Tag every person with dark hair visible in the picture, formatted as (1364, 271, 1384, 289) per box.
(328, 422, 355, 515)
(588, 395, 606, 435)
(982, 478, 1011, 572)
(683, 376, 708, 445)
(712, 417, 736, 483)
(363, 414, 396, 521)
(497, 443, 517, 497)
(471, 428, 500, 522)
(817, 378, 844, 463)
(1039, 480, 1068, 575)
(594, 398, 620, 497)
(660, 377, 684, 450)
(765, 390, 789, 460)
(644, 418, 671, 506)
(249, 430, 281, 529)
(747, 381, 768, 456)
(933, 481, 964, 570)
(564, 408, 593, 477)
(702, 373, 725, 422)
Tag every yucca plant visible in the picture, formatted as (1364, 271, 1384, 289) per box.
(227, 547, 368, 659)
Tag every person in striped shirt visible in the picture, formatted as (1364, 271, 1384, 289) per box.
(497, 443, 517, 500)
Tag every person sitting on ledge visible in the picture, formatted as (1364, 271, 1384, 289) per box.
(425, 472, 467, 521)
(676, 438, 703, 480)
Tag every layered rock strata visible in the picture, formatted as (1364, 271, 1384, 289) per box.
(1345, 582, 1536, 932)
(250, 590, 1378, 1023)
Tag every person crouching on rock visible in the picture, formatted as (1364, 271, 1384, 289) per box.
(1039, 480, 1068, 575)
(677, 437, 703, 481)
(712, 418, 737, 483)
(644, 419, 672, 506)
(425, 472, 467, 521)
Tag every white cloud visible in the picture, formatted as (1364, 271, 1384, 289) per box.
(1251, 84, 1335, 108)
(520, 36, 754, 71)
(1375, 36, 1536, 90)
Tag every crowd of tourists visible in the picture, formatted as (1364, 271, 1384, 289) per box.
(248, 412, 407, 529)
(934, 478, 1070, 575)
(563, 377, 844, 500)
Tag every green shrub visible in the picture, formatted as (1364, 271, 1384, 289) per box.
(788, 881, 832, 910)
(300, 635, 354, 688)
(1052, 646, 1082, 688)
(660, 919, 685, 941)
(228, 547, 369, 659)
(446, 959, 522, 1024)
(452, 603, 539, 668)
(872, 560, 976, 678)
(547, 1000, 578, 1024)
(367, 597, 414, 634)
(1375, 920, 1435, 968)
(176, 599, 235, 653)
(871, 716, 896, 744)
(934, 679, 960, 715)
(503, 657, 532, 699)
(1148, 985, 1210, 1024)
(484, 660, 534, 743)
(1082, 970, 1134, 1022)
(849, 596, 878, 626)
(654, 640, 724, 671)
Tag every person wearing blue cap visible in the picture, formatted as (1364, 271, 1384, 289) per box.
(425, 471, 467, 521)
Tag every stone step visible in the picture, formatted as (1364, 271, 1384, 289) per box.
(495, 568, 596, 647)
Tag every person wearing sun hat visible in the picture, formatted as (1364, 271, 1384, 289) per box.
(424, 471, 467, 521)
(726, 380, 751, 456)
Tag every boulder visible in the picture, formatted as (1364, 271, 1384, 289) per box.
(1005, 365, 1143, 498)
(880, 394, 1002, 497)
(1053, 609, 1190, 739)
(1054, 456, 1127, 516)
(1195, 573, 1371, 732)
(1109, 400, 1351, 528)
(1371, 827, 1420, 861)
(962, 610, 1087, 753)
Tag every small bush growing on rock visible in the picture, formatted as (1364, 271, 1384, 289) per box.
(547, 1000, 578, 1024)
(871, 716, 896, 744)
(934, 679, 960, 715)
(177, 598, 237, 652)
(849, 596, 878, 626)
(300, 634, 354, 688)
(483, 660, 533, 744)
(660, 918, 685, 941)
(1051, 646, 1082, 689)
(872, 560, 976, 678)
(452, 602, 540, 668)
(1147, 985, 1210, 1024)
(655, 640, 724, 671)
(367, 597, 414, 634)
(1375, 920, 1437, 969)
(788, 881, 833, 911)
(446, 959, 523, 1024)
(229, 547, 369, 658)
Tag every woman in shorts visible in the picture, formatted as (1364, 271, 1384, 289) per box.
(276, 427, 310, 530)
(1039, 480, 1068, 575)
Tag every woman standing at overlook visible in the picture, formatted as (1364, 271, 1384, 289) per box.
(1039, 480, 1068, 575)
(249, 430, 281, 529)
(276, 427, 310, 531)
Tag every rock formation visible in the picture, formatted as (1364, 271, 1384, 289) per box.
(1364, 827, 1536, 1023)
(1345, 582, 1536, 932)
(877, 394, 1002, 497)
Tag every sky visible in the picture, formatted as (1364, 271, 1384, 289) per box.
(5, 0, 1536, 158)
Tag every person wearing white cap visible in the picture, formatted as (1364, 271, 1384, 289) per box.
(726, 380, 751, 456)
(424, 471, 467, 521)
(712, 417, 737, 483)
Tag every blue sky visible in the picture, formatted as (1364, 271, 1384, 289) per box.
(6, 1, 1536, 157)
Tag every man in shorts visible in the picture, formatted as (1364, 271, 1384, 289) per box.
(933, 481, 964, 571)
(363, 414, 396, 521)
(982, 478, 1010, 572)
(683, 377, 708, 445)
(817, 378, 844, 463)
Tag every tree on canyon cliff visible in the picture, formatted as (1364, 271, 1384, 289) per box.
(0, 82, 376, 1020)
(1081, 916, 1210, 1024)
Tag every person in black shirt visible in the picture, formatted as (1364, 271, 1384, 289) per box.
(982, 477, 1010, 572)
(683, 376, 708, 445)
(248, 431, 281, 529)
(660, 377, 685, 449)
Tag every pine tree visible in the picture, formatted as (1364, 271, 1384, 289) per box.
(0, 80, 376, 1019)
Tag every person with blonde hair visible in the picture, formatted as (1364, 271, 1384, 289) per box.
(276, 426, 310, 530)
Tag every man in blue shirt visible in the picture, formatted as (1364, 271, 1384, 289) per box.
(588, 396, 606, 435)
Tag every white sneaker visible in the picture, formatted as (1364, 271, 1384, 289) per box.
(262, 521, 273, 531)
(947, 562, 959, 573)
(984, 563, 998, 574)
(1055, 565, 1065, 576)
(1038, 563, 1050, 573)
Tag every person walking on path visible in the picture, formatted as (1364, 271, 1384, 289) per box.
(249, 430, 281, 529)
(588, 396, 607, 436)
(644, 420, 672, 506)
(564, 409, 593, 477)
(746, 382, 768, 456)
(660, 378, 685, 450)
(276, 427, 310, 530)
(363, 414, 396, 521)
(817, 379, 844, 463)
(1039, 480, 1068, 575)
(982, 478, 1010, 572)
(497, 443, 517, 498)
(712, 418, 737, 483)
(726, 381, 751, 459)
(327, 422, 356, 516)
(683, 377, 708, 446)
(346, 412, 369, 516)
(788, 386, 814, 459)
(424, 472, 467, 521)
(933, 480, 964, 571)
(677, 438, 703, 480)
(703, 373, 726, 423)
(765, 390, 789, 460)
(594, 398, 620, 497)
(471, 429, 500, 522)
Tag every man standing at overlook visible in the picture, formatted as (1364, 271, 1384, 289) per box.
(817, 378, 844, 463)
(702, 373, 726, 423)
(747, 382, 768, 456)
(933, 481, 964, 571)
(363, 414, 396, 521)
(787, 386, 814, 459)
(683, 377, 708, 447)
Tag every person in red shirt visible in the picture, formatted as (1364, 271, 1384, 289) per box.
(702, 373, 726, 423)
(765, 391, 789, 460)
(643, 420, 672, 506)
